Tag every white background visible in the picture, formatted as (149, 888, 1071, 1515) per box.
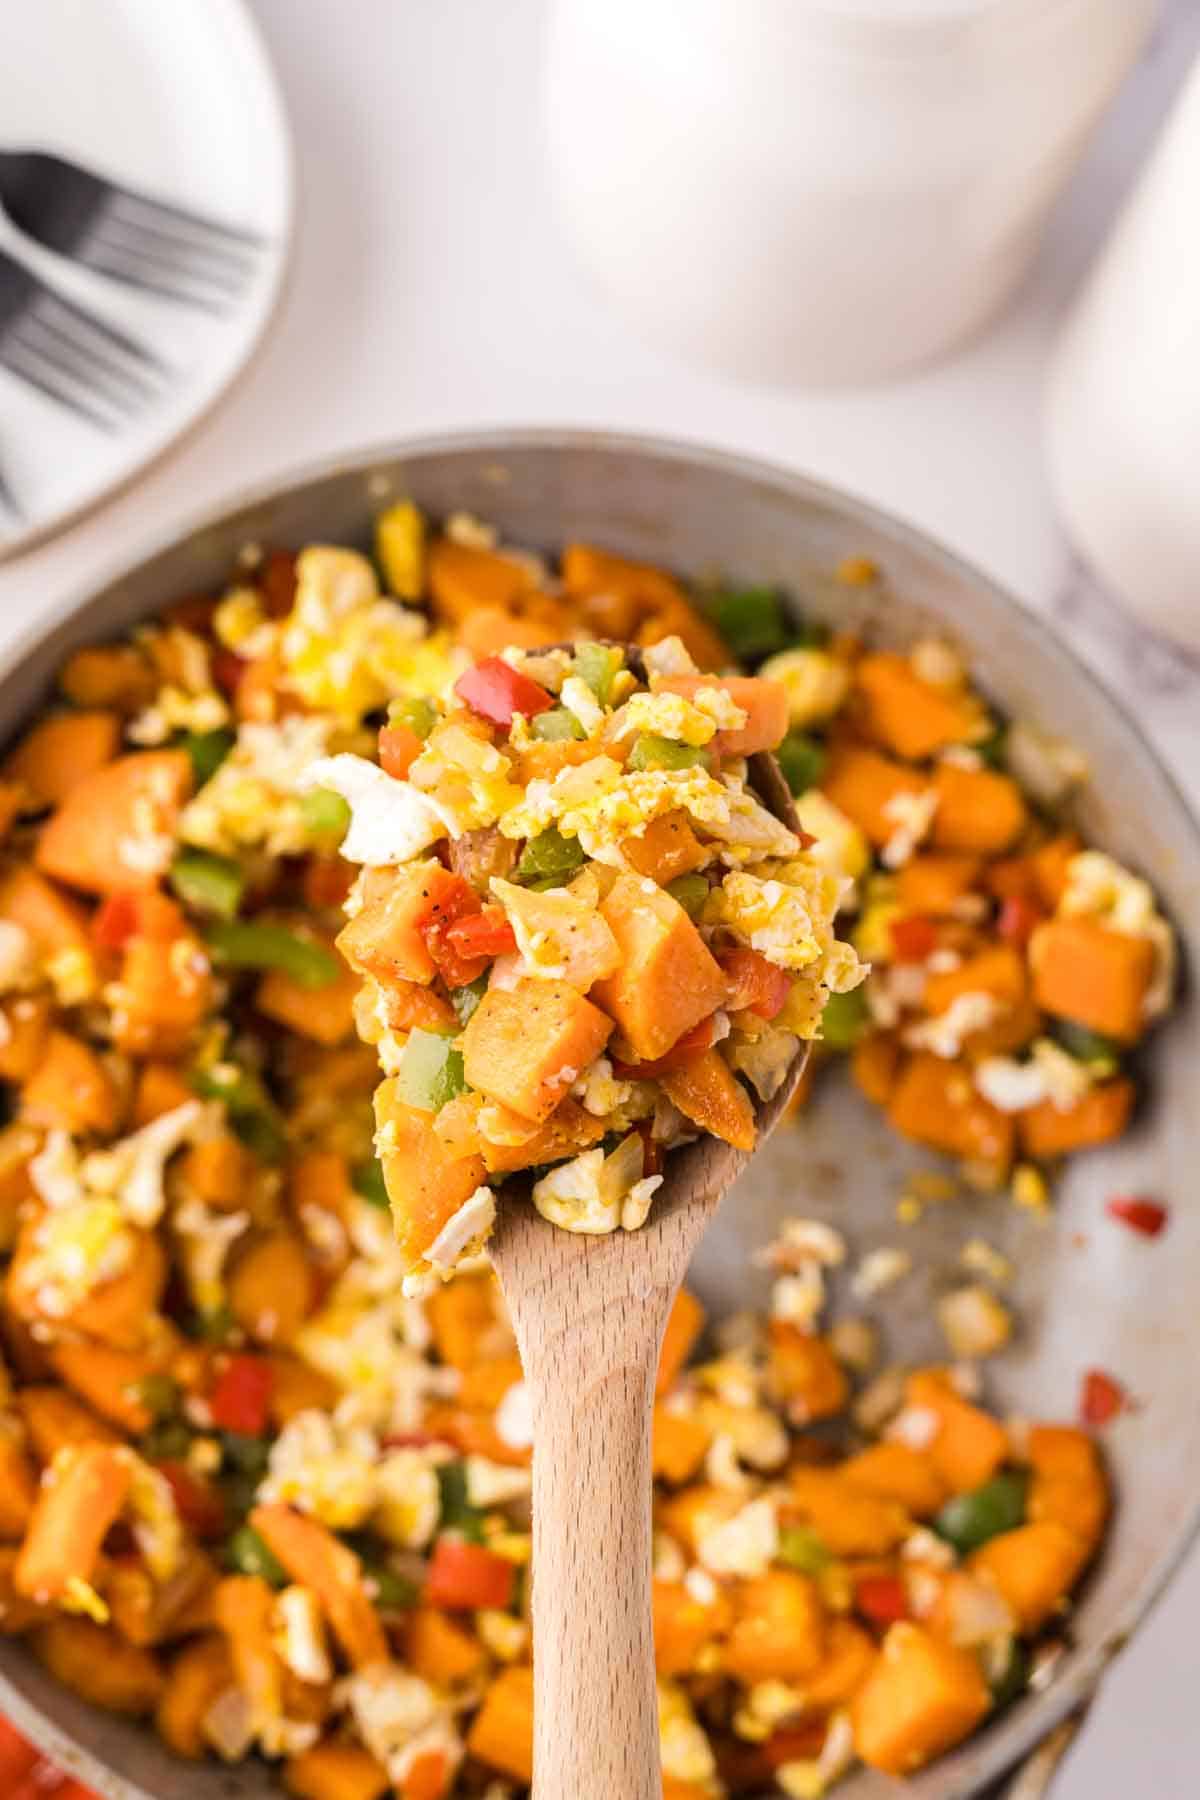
(2, 2, 1199, 1791)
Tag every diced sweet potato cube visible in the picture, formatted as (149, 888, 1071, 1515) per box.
(22, 1030, 122, 1135)
(787, 1468, 910, 1557)
(725, 1570, 826, 1682)
(803, 1617, 880, 1711)
(852, 1622, 990, 1774)
(32, 1616, 164, 1716)
(6, 711, 121, 808)
(654, 675, 790, 755)
(854, 654, 980, 760)
(426, 1275, 498, 1371)
(653, 1576, 731, 1675)
(652, 1406, 711, 1484)
(887, 1053, 1013, 1169)
(820, 747, 927, 847)
(0, 995, 51, 1083)
(592, 874, 726, 1061)
(562, 542, 685, 609)
(924, 944, 1027, 1016)
(1030, 917, 1154, 1043)
(841, 1443, 947, 1519)
(905, 1371, 1009, 1495)
(895, 854, 982, 916)
(930, 764, 1027, 854)
(969, 1521, 1089, 1632)
(35, 750, 192, 894)
(660, 1049, 756, 1152)
(657, 1288, 705, 1396)
(428, 538, 533, 623)
(337, 862, 461, 988)
(376, 1079, 489, 1266)
(851, 1031, 902, 1107)
(619, 809, 707, 885)
(467, 1666, 535, 1784)
(638, 601, 730, 674)
(766, 1322, 848, 1422)
(463, 977, 612, 1123)
(1027, 1425, 1109, 1553)
(284, 1743, 390, 1800)
(1019, 1078, 1135, 1158)
(227, 1232, 315, 1345)
(0, 865, 90, 954)
(1031, 834, 1082, 907)
(479, 1096, 606, 1173)
(60, 644, 156, 713)
(257, 943, 359, 1046)
(157, 1634, 237, 1761)
(406, 1607, 486, 1686)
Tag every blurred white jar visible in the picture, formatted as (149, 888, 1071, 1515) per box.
(544, 0, 1155, 385)
(1047, 55, 1200, 655)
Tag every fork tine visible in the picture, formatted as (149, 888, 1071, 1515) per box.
(103, 184, 266, 253)
(32, 287, 168, 375)
(89, 221, 251, 295)
(101, 201, 259, 278)
(69, 243, 230, 314)
(0, 343, 121, 432)
(18, 309, 158, 406)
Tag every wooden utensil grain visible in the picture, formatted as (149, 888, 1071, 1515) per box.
(490, 747, 805, 1800)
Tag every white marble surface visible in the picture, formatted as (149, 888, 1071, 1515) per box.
(1, 0, 1198, 1790)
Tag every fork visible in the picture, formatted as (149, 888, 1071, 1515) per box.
(0, 247, 164, 429)
(0, 150, 264, 311)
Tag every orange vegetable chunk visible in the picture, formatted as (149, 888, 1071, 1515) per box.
(841, 1442, 947, 1519)
(15, 1444, 131, 1603)
(337, 862, 464, 989)
(1030, 917, 1155, 1043)
(36, 749, 192, 894)
(887, 1053, 1014, 1169)
(5, 711, 121, 808)
(620, 809, 707, 885)
(1027, 1425, 1109, 1552)
(592, 875, 726, 1062)
(895, 854, 982, 916)
(1019, 1078, 1135, 1158)
(22, 1030, 122, 1135)
(32, 1616, 164, 1715)
(656, 1288, 705, 1396)
(462, 977, 612, 1123)
(852, 1621, 990, 1774)
(766, 1321, 848, 1422)
(653, 1576, 731, 1675)
(428, 538, 533, 624)
(725, 1570, 826, 1682)
(375, 1079, 488, 1267)
(284, 1742, 391, 1800)
(654, 675, 790, 755)
(969, 1520, 1089, 1632)
(0, 865, 90, 955)
(157, 1634, 236, 1760)
(930, 763, 1027, 854)
(467, 1666, 535, 1784)
(854, 653, 980, 760)
(661, 1049, 757, 1151)
(250, 1503, 387, 1669)
(820, 747, 927, 847)
(904, 1371, 1009, 1495)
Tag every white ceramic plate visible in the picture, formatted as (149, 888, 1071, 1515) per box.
(0, 0, 293, 557)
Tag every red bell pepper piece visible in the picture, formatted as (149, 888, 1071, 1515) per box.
(1106, 1195, 1168, 1238)
(418, 875, 487, 987)
(208, 1354, 274, 1437)
(889, 914, 939, 963)
(611, 1015, 716, 1080)
(92, 890, 186, 951)
(719, 947, 792, 1020)
(997, 894, 1045, 949)
(1080, 1367, 1127, 1427)
(443, 905, 517, 962)
(155, 1461, 227, 1540)
(0, 1718, 39, 1786)
(855, 1573, 910, 1626)
(455, 657, 554, 727)
(379, 723, 423, 780)
(425, 1536, 516, 1611)
(211, 649, 247, 699)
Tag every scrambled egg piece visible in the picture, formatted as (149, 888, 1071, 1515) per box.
(305, 758, 446, 865)
(339, 1666, 462, 1792)
(659, 1680, 720, 1789)
(532, 1134, 663, 1234)
(407, 720, 524, 834)
(181, 716, 338, 858)
(759, 647, 850, 726)
(20, 1199, 136, 1320)
(490, 870, 620, 988)
(615, 687, 743, 747)
(793, 790, 870, 883)
(259, 1409, 442, 1548)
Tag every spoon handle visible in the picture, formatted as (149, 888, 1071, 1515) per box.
(501, 1215, 675, 1800)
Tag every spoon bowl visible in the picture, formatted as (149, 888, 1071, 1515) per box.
(490, 739, 805, 1799)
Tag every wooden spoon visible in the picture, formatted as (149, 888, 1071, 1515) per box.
(489, 746, 806, 1800)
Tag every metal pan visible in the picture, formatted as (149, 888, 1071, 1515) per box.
(1, 431, 1196, 1800)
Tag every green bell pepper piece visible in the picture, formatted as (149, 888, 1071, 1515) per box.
(573, 642, 624, 705)
(820, 986, 870, 1050)
(666, 872, 710, 919)
(180, 727, 235, 787)
(934, 1471, 1028, 1555)
(437, 1461, 487, 1544)
(388, 695, 438, 739)
(396, 1028, 467, 1114)
(707, 586, 790, 661)
(170, 850, 245, 921)
(300, 787, 352, 839)
(627, 735, 710, 773)
(777, 731, 827, 796)
(204, 921, 339, 989)
(451, 975, 489, 1026)
(1053, 1020, 1123, 1069)
(225, 1524, 288, 1586)
(516, 827, 585, 883)
(777, 1524, 831, 1574)
(532, 706, 585, 742)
